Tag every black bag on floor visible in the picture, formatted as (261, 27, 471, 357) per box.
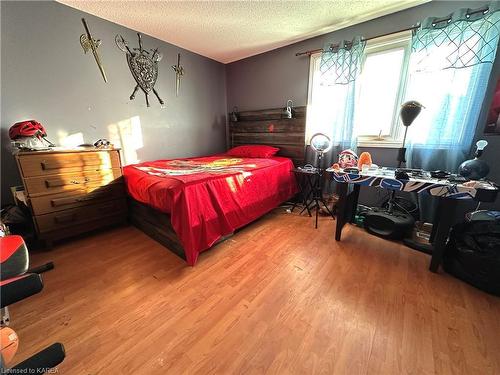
(443, 219, 500, 296)
(0, 205, 36, 245)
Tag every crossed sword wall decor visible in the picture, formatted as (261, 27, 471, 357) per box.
(80, 19, 185, 106)
(115, 33, 164, 107)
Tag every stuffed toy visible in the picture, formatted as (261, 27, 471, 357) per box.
(357, 152, 373, 170)
(338, 149, 358, 169)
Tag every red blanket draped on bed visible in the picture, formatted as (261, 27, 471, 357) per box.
(123, 155, 298, 265)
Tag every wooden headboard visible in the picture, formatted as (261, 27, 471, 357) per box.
(228, 106, 306, 166)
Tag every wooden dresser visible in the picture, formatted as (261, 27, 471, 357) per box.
(15, 148, 127, 246)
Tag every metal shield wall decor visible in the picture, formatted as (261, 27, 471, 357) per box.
(115, 33, 164, 107)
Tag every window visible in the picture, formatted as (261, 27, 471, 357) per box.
(306, 31, 411, 147)
(403, 32, 484, 147)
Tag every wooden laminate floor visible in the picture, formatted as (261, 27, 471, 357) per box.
(10, 209, 500, 374)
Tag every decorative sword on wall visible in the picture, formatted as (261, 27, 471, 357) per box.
(171, 53, 184, 97)
(80, 18, 107, 83)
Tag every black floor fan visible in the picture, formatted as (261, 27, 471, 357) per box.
(363, 101, 424, 240)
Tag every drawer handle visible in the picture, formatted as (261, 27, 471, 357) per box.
(54, 213, 76, 224)
(51, 192, 101, 207)
(75, 195, 97, 202)
(46, 177, 90, 188)
(51, 197, 79, 207)
(41, 162, 60, 170)
(70, 177, 90, 185)
(41, 160, 103, 170)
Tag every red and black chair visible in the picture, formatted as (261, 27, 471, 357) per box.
(0, 235, 65, 373)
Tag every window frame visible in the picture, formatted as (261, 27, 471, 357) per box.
(306, 31, 412, 148)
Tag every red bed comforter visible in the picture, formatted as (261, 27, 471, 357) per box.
(123, 155, 298, 265)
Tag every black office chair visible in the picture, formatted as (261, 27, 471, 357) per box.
(0, 235, 65, 373)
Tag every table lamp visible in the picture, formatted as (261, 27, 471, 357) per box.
(398, 101, 424, 168)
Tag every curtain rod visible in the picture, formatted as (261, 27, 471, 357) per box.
(295, 6, 490, 57)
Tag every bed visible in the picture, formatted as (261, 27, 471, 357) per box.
(124, 106, 306, 265)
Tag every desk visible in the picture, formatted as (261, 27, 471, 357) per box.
(327, 168, 498, 272)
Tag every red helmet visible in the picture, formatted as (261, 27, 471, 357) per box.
(9, 121, 47, 140)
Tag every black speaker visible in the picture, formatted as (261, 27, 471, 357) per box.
(364, 208, 415, 240)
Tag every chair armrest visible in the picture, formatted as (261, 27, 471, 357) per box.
(0, 273, 43, 308)
(8, 343, 65, 374)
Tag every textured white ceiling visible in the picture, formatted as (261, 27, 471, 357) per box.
(58, 0, 429, 63)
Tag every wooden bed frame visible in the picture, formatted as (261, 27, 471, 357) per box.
(128, 106, 306, 261)
(229, 106, 306, 165)
(128, 199, 186, 260)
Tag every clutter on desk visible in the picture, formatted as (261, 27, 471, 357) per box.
(77, 139, 114, 149)
(296, 164, 318, 173)
(394, 169, 410, 180)
(343, 167, 360, 174)
(93, 138, 112, 148)
(430, 170, 450, 179)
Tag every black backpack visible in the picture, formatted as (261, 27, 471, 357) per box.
(444, 219, 500, 296)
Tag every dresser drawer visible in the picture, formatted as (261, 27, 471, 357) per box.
(30, 184, 126, 215)
(37, 213, 127, 242)
(24, 168, 123, 196)
(18, 150, 121, 177)
(35, 198, 127, 233)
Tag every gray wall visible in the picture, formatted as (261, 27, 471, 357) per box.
(472, 51, 500, 211)
(226, 0, 499, 210)
(1, 1, 227, 204)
